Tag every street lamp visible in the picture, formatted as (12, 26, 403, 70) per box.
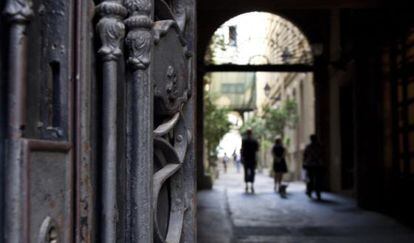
(264, 82, 281, 101)
(281, 47, 293, 63)
(264, 82, 271, 98)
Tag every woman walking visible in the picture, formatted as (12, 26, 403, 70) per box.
(272, 138, 288, 194)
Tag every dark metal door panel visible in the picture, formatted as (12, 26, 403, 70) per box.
(5, 140, 75, 243)
(3, 0, 75, 242)
(5, 139, 73, 243)
(26, 140, 73, 243)
(24, 0, 72, 140)
(2, 0, 196, 241)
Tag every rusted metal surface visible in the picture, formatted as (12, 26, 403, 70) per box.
(3, 0, 76, 242)
(24, 139, 73, 243)
(74, 0, 97, 242)
(1, 0, 197, 241)
(5, 139, 73, 243)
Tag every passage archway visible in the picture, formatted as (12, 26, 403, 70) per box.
(197, 5, 414, 243)
(199, 11, 316, 188)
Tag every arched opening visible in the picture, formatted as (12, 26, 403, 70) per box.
(204, 12, 313, 65)
(197, 8, 414, 243)
(201, 11, 316, 186)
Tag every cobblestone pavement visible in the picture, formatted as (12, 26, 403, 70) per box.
(197, 166, 414, 243)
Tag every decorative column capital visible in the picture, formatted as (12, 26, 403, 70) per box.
(96, 1, 128, 17)
(4, 0, 33, 23)
(124, 0, 153, 71)
(124, 0, 152, 16)
(96, 1, 127, 61)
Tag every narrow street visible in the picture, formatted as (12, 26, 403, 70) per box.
(197, 165, 414, 243)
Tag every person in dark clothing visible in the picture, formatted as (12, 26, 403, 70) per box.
(222, 153, 229, 173)
(272, 138, 288, 194)
(303, 134, 323, 200)
(241, 129, 259, 193)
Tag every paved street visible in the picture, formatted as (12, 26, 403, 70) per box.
(197, 166, 414, 243)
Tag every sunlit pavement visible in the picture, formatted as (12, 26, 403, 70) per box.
(197, 165, 414, 243)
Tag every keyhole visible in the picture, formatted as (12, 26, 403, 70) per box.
(47, 61, 61, 127)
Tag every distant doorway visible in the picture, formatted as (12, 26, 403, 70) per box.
(202, 12, 315, 184)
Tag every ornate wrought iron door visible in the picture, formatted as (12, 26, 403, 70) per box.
(124, 0, 197, 241)
(95, 0, 196, 242)
(2, 0, 196, 242)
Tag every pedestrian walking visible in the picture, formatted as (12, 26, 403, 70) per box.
(303, 134, 324, 200)
(232, 149, 241, 173)
(272, 138, 288, 195)
(241, 129, 259, 193)
(223, 153, 229, 173)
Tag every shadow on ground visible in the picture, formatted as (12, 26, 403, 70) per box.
(197, 166, 414, 243)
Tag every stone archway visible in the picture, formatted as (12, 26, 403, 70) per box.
(199, 11, 316, 188)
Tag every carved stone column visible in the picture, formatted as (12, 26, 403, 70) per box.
(96, 1, 127, 242)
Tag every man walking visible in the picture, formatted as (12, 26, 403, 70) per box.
(222, 153, 229, 173)
(241, 129, 259, 193)
(303, 134, 323, 200)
